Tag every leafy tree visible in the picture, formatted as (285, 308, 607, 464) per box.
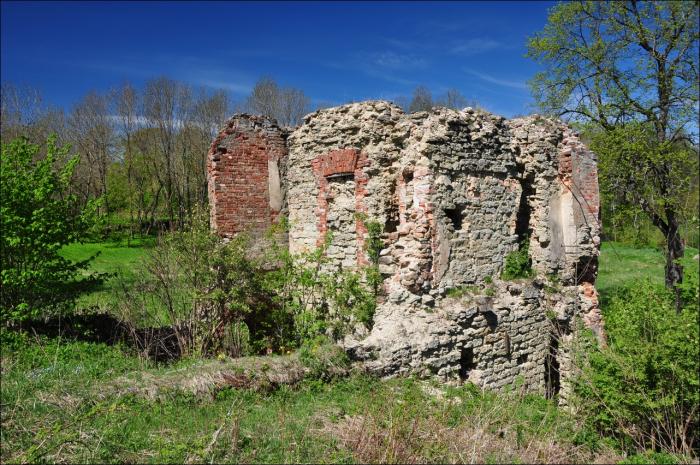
(527, 0, 699, 306)
(589, 123, 698, 310)
(1, 137, 99, 324)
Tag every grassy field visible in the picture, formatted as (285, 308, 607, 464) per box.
(1, 239, 696, 463)
(0, 334, 625, 464)
(59, 237, 154, 313)
(597, 241, 698, 304)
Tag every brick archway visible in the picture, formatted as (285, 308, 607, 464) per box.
(311, 148, 370, 266)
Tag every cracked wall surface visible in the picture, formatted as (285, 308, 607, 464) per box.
(207, 101, 602, 399)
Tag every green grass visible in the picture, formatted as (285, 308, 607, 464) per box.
(59, 237, 154, 312)
(0, 333, 620, 464)
(3, 239, 694, 463)
(597, 241, 698, 304)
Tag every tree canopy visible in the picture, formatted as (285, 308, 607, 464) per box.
(527, 0, 698, 143)
(527, 0, 699, 307)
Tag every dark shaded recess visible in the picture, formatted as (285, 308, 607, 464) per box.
(326, 173, 354, 182)
(515, 172, 535, 243)
(385, 216, 399, 234)
(482, 310, 498, 330)
(517, 353, 528, 364)
(444, 208, 463, 231)
(576, 256, 598, 284)
(402, 169, 414, 184)
(385, 180, 399, 234)
(459, 347, 475, 380)
(544, 332, 561, 399)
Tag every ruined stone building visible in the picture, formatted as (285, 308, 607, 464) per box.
(207, 101, 603, 399)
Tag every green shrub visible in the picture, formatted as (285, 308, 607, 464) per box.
(620, 451, 683, 464)
(114, 209, 273, 358)
(298, 334, 350, 380)
(501, 238, 534, 280)
(1, 137, 101, 324)
(574, 267, 699, 456)
(263, 219, 378, 347)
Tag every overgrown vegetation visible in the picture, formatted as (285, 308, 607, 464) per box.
(114, 210, 268, 359)
(110, 213, 379, 361)
(0, 137, 101, 325)
(1, 331, 625, 464)
(501, 237, 534, 280)
(573, 267, 699, 457)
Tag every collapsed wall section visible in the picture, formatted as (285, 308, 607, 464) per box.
(207, 114, 288, 239)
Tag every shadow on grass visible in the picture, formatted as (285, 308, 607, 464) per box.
(20, 311, 182, 363)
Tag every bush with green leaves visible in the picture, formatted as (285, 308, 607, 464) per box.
(115, 209, 271, 358)
(298, 334, 351, 381)
(573, 266, 699, 456)
(115, 213, 380, 359)
(262, 219, 378, 347)
(1, 136, 100, 325)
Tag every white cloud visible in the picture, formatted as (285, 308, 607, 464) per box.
(450, 38, 503, 56)
(464, 69, 528, 90)
(368, 51, 427, 70)
(195, 79, 252, 94)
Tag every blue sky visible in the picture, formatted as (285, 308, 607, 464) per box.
(1, 1, 557, 118)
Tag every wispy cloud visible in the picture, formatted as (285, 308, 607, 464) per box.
(71, 54, 255, 95)
(194, 79, 252, 94)
(368, 51, 427, 70)
(464, 69, 528, 90)
(324, 50, 426, 87)
(450, 38, 503, 56)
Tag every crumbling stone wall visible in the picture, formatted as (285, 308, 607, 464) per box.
(207, 101, 602, 399)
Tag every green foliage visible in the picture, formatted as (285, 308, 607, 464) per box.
(445, 285, 481, 299)
(501, 238, 534, 280)
(573, 269, 699, 455)
(620, 451, 683, 465)
(263, 218, 378, 348)
(590, 123, 698, 245)
(298, 334, 350, 381)
(527, 1, 698, 136)
(1, 136, 101, 324)
(115, 209, 266, 357)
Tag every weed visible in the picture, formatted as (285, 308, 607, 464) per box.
(501, 238, 534, 280)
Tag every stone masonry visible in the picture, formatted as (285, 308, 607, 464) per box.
(207, 101, 603, 399)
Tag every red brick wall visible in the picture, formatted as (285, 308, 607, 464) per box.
(207, 116, 287, 238)
(558, 132, 600, 224)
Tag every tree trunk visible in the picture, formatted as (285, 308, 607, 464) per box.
(664, 213, 685, 314)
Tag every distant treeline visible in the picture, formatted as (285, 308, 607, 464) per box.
(1, 78, 477, 236)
